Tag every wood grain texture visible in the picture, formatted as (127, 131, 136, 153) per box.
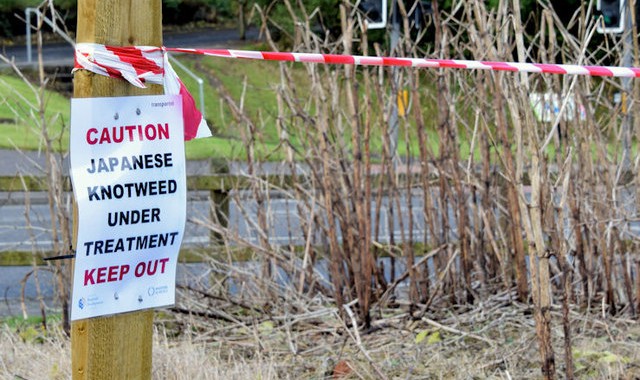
(71, 1, 162, 379)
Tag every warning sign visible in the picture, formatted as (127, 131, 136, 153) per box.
(70, 94, 186, 320)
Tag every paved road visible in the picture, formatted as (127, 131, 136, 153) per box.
(4, 149, 640, 318)
(1, 27, 261, 67)
(1, 190, 434, 318)
(0, 145, 440, 317)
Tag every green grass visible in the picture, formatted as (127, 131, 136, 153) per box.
(0, 53, 470, 162)
(2, 59, 628, 164)
(1, 313, 63, 344)
(179, 53, 448, 162)
(1, 313, 61, 330)
(0, 54, 295, 160)
(176, 52, 308, 160)
(0, 74, 70, 151)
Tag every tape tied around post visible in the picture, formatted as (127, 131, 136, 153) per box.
(73, 43, 210, 141)
(74, 43, 640, 140)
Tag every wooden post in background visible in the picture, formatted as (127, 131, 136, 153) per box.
(71, 1, 162, 379)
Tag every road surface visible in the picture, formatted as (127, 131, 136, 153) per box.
(0, 189, 435, 318)
(0, 146, 439, 317)
(1, 27, 260, 67)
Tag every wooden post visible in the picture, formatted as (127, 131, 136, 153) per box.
(71, 1, 162, 379)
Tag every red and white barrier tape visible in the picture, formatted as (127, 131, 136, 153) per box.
(74, 43, 640, 138)
(167, 47, 640, 78)
(74, 44, 211, 141)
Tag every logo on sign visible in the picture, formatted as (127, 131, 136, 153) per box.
(148, 285, 169, 296)
(78, 297, 86, 310)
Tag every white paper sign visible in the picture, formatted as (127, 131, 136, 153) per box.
(70, 94, 186, 320)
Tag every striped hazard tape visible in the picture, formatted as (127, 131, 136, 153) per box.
(166, 47, 640, 78)
(74, 43, 638, 138)
(74, 44, 212, 141)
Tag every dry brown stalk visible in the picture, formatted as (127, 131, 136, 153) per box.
(7, 1, 640, 378)
(1, 2, 72, 334)
(190, 0, 640, 376)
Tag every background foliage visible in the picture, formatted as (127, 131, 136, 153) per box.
(0, 0, 584, 39)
